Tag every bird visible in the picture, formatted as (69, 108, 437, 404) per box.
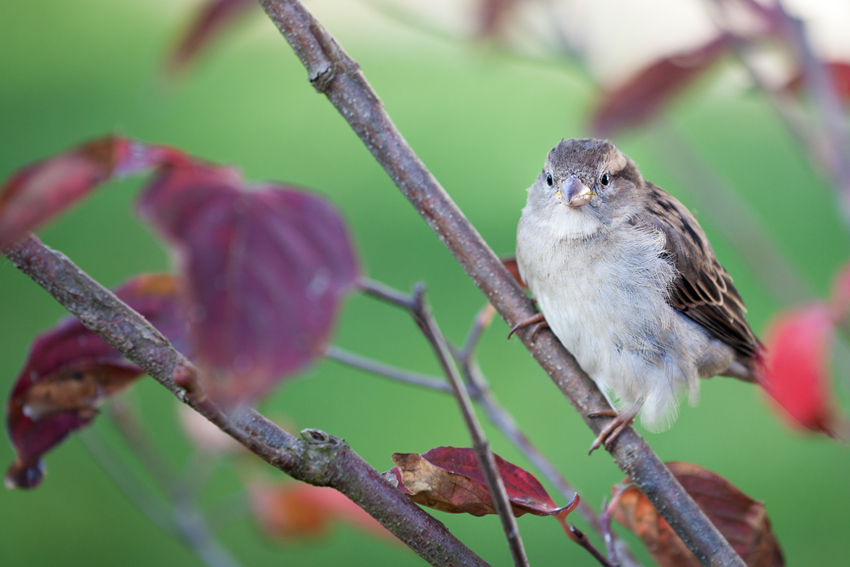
(515, 138, 761, 453)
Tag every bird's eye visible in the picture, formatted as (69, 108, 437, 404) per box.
(546, 173, 553, 186)
(600, 173, 610, 187)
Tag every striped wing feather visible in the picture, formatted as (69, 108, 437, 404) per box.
(637, 184, 759, 360)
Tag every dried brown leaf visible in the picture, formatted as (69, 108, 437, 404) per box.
(611, 462, 784, 567)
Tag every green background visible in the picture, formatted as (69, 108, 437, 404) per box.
(1, 1, 848, 565)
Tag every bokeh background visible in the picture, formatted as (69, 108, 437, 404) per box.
(1, 0, 849, 565)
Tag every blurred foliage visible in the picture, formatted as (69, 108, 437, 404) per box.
(1, 1, 848, 566)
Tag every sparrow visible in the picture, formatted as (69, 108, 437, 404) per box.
(515, 138, 760, 453)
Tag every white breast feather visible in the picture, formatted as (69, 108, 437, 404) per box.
(517, 204, 711, 432)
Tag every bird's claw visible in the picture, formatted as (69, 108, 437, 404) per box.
(508, 313, 549, 341)
(588, 409, 637, 455)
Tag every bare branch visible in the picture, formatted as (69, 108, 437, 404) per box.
(363, 279, 529, 567)
(331, 300, 641, 565)
(2, 233, 489, 567)
(773, 0, 850, 225)
(358, 277, 416, 309)
(79, 426, 242, 567)
(459, 303, 498, 359)
(108, 400, 188, 498)
(711, 0, 850, 228)
(569, 525, 616, 567)
(454, 309, 642, 567)
(648, 120, 813, 305)
(599, 496, 621, 567)
(257, 1, 744, 564)
(326, 344, 453, 393)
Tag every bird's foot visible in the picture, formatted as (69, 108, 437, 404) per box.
(587, 408, 638, 455)
(507, 312, 549, 341)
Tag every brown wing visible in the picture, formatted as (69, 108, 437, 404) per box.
(637, 183, 760, 360)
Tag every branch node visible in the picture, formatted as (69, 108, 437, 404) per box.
(173, 362, 207, 404)
(300, 428, 335, 446)
(308, 60, 336, 93)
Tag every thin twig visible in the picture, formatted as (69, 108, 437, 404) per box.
(358, 277, 416, 309)
(459, 303, 497, 360)
(79, 428, 175, 533)
(772, 0, 850, 226)
(79, 426, 242, 567)
(716, 25, 822, 162)
(325, 345, 453, 393)
(569, 525, 616, 567)
(331, 300, 637, 563)
(599, 496, 620, 566)
(649, 120, 813, 305)
(108, 398, 228, 550)
(366, 281, 530, 567)
(454, 308, 642, 567)
(258, 1, 744, 564)
(205, 492, 253, 533)
(108, 399, 187, 497)
(2, 233, 489, 567)
(331, 302, 640, 565)
(711, 0, 850, 228)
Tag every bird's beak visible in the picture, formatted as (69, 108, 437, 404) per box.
(558, 175, 595, 207)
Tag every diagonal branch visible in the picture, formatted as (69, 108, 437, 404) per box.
(1, 232, 488, 567)
(257, 1, 744, 565)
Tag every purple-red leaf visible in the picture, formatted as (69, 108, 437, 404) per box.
(0, 136, 187, 248)
(166, 0, 257, 76)
(387, 447, 578, 535)
(591, 37, 728, 137)
(5, 274, 188, 489)
(138, 163, 359, 406)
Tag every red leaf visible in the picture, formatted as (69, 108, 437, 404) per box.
(785, 62, 850, 102)
(761, 304, 838, 436)
(591, 37, 728, 137)
(387, 447, 578, 534)
(138, 163, 359, 406)
(611, 462, 785, 567)
(5, 274, 188, 489)
(0, 135, 187, 247)
(248, 482, 397, 543)
(166, 0, 257, 76)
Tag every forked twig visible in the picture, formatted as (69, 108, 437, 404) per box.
(360, 279, 529, 567)
(330, 299, 640, 565)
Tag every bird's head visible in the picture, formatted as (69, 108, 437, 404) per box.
(526, 138, 645, 238)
